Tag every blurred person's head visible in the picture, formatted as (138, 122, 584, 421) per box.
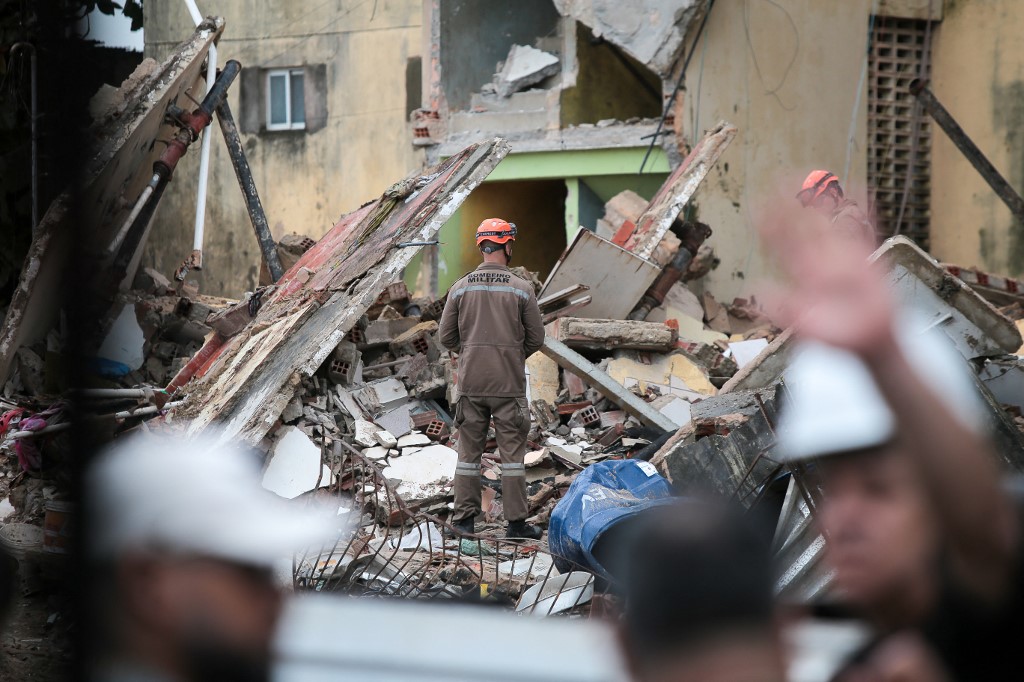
(86, 430, 338, 682)
(814, 444, 940, 621)
(615, 501, 784, 682)
(777, 330, 985, 625)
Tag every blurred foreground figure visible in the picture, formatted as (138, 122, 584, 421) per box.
(86, 432, 337, 682)
(616, 502, 785, 682)
(765, 211, 1022, 681)
(796, 170, 876, 246)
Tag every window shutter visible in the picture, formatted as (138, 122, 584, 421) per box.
(239, 67, 263, 134)
(304, 63, 329, 133)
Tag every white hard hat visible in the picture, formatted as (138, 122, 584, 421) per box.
(776, 315, 986, 462)
(87, 429, 343, 567)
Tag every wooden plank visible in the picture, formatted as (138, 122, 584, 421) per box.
(613, 120, 736, 260)
(538, 228, 660, 320)
(179, 138, 510, 445)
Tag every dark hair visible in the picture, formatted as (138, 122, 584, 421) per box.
(479, 239, 505, 254)
(618, 501, 775, 659)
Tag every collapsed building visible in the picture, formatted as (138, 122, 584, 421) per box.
(1, 1, 1024, 637)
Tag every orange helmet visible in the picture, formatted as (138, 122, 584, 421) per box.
(797, 170, 842, 206)
(475, 218, 517, 246)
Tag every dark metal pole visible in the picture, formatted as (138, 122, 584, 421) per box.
(910, 78, 1024, 225)
(215, 99, 285, 282)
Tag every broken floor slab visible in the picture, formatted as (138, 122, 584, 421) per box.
(606, 351, 717, 399)
(495, 44, 560, 98)
(654, 385, 782, 502)
(382, 444, 457, 502)
(178, 138, 510, 445)
(612, 121, 737, 259)
(262, 426, 332, 499)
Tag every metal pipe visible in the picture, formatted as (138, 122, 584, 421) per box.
(108, 172, 161, 256)
(183, 0, 213, 269)
(107, 59, 241, 271)
(11, 43, 37, 229)
(7, 422, 71, 440)
(396, 241, 440, 248)
(182, 0, 203, 24)
(910, 78, 1024, 225)
(74, 388, 159, 399)
(215, 100, 285, 281)
(192, 49, 214, 269)
(109, 401, 184, 420)
(110, 176, 169, 282)
(5, 400, 184, 440)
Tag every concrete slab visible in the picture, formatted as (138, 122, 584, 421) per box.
(495, 44, 559, 98)
(262, 426, 332, 499)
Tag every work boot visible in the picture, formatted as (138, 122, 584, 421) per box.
(453, 517, 475, 536)
(506, 520, 543, 540)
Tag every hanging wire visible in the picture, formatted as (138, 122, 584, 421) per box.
(893, 0, 934, 237)
(638, 0, 718, 174)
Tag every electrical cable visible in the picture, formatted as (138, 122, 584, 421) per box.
(638, 0, 717, 174)
(742, 0, 799, 111)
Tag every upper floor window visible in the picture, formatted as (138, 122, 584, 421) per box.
(239, 64, 326, 135)
(266, 68, 306, 131)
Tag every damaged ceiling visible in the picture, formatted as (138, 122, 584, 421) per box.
(553, 0, 708, 77)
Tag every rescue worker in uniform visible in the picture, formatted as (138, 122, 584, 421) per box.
(797, 170, 877, 246)
(439, 218, 545, 540)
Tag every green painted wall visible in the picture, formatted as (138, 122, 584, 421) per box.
(413, 147, 671, 295)
(486, 147, 670, 181)
(431, 180, 568, 293)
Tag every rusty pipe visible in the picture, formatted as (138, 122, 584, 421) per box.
(628, 221, 712, 320)
(909, 78, 1024, 226)
(215, 99, 285, 281)
(109, 61, 241, 269)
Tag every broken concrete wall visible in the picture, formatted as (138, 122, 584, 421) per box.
(559, 23, 662, 126)
(141, 1, 425, 298)
(439, 0, 561, 110)
(672, 0, 871, 305)
(553, 0, 705, 78)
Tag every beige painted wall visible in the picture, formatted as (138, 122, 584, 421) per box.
(930, 0, 1024, 276)
(676, 0, 871, 303)
(143, 1, 424, 297)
